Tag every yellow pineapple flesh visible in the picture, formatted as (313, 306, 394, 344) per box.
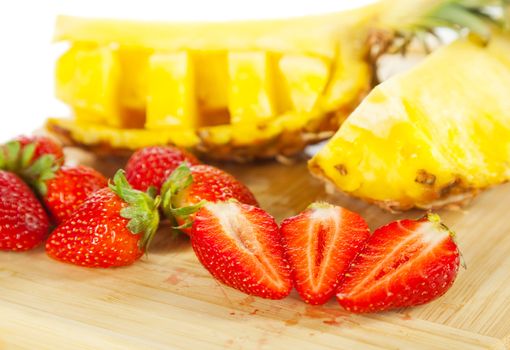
(309, 36, 510, 210)
(227, 51, 277, 124)
(55, 44, 120, 125)
(146, 51, 197, 129)
(47, 7, 377, 160)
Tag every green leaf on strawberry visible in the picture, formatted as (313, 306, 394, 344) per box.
(109, 169, 161, 251)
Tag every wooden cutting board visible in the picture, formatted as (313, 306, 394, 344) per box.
(1, 147, 509, 350)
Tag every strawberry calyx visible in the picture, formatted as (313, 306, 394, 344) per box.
(109, 170, 161, 251)
(160, 163, 205, 231)
(0, 140, 58, 196)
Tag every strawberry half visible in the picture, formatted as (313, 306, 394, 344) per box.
(336, 214, 461, 313)
(46, 170, 160, 268)
(0, 170, 50, 251)
(191, 201, 292, 299)
(161, 164, 258, 234)
(280, 203, 370, 305)
(125, 146, 200, 192)
(42, 165, 108, 224)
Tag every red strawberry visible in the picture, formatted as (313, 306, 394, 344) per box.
(42, 165, 108, 224)
(125, 146, 199, 192)
(161, 164, 258, 234)
(0, 170, 50, 251)
(336, 214, 461, 313)
(14, 135, 64, 165)
(191, 201, 292, 299)
(46, 170, 160, 268)
(280, 203, 370, 305)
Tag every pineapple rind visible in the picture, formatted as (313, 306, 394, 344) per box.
(310, 37, 510, 210)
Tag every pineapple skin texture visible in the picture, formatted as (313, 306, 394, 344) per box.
(309, 37, 510, 210)
(48, 8, 377, 161)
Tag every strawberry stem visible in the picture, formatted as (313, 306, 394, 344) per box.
(109, 170, 161, 251)
(160, 163, 205, 232)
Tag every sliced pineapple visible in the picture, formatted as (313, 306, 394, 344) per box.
(227, 51, 277, 124)
(117, 47, 151, 111)
(279, 55, 330, 113)
(146, 51, 197, 129)
(55, 44, 120, 125)
(195, 51, 229, 119)
(309, 36, 510, 210)
(47, 7, 377, 160)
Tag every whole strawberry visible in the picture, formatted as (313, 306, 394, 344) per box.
(125, 146, 199, 192)
(336, 214, 461, 313)
(46, 170, 160, 268)
(161, 164, 258, 234)
(0, 170, 50, 251)
(13, 135, 64, 165)
(0, 138, 60, 195)
(42, 165, 108, 224)
(191, 201, 292, 299)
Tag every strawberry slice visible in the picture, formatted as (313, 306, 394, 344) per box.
(336, 214, 461, 313)
(280, 203, 370, 305)
(191, 201, 292, 299)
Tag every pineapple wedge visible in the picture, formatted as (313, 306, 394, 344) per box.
(309, 36, 510, 211)
(47, 7, 377, 160)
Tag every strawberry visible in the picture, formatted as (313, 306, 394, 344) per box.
(191, 201, 292, 299)
(280, 203, 370, 305)
(46, 170, 160, 268)
(336, 214, 461, 313)
(161, 164, 258, 234)
(0, 170, 50, 251)
(13, 135, 64, 165)
(125, 146, 200, 192)
(42, 165, 108, 224)
(0, 138, 60, 195)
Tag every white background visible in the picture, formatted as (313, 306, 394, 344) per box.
(0, 0, 374, 142)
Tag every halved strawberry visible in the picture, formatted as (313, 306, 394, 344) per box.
(280, 202, 370, 305)
(336, 214, 461, 313)
(125, 146, 200, 192)
(161, 164, 258, 234)
(191, 201, 292, 299)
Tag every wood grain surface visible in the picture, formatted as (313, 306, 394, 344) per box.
(0, 147, 509, 349)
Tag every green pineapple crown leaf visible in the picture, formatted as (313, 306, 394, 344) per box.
(0, 140, 58, 196)
(372, 0, 510, 58)
(109, 169, 161, 251)
(160, 163, 205, 231)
